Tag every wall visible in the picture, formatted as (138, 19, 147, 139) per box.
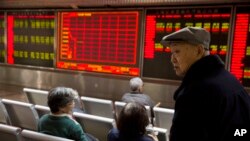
(0, 65, 178, 108)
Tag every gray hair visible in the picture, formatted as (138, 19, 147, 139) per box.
(130, 77, 143, 91)
(47, 87, 77, 113)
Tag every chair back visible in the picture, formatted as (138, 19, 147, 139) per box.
(2, 99, 39, 131)
(86, 133, 99, 141)
(114, 101, 126, 119)
(153, 107, 174, 130)
(21, 129, 74, 141)
(0, 100, 10, 124)
(23, 88, 48, 106)
(34, 105, 50, 118)
(81, 96, 114, 118)
(0, 124, 21, 141)
(73, 112, 114, 141)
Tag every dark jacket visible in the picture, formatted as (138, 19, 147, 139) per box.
(108, 128, 154, 141)
(122, 92, 155, 108)
(170, 55, 250, 141)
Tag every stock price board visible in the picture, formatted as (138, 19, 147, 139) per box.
(231, 6, 250, 88)
(7, 11, 55, 67)
(143, 7, 231, 80)
(57, 11, 141, 76)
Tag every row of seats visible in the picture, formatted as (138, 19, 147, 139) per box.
(22, 88, 174, 141)
(0, 98, 169, 141)
(23, 87, 175, 130)
(0, 123, 74, 141)
(0, 123, 168, 141)
(0, 98, 113, 141)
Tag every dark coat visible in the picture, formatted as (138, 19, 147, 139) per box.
(170, 55, 250, 141)
(108, 128, 154, 141)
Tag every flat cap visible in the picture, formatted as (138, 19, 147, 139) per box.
(160, 27, 211, 49)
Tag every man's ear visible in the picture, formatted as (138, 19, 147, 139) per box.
(196, 44, 205, 56)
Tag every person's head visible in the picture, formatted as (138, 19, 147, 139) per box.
(117, 102, 149, 138)
(130, 77, 143, 93)
(47, 87, 77, 114)
(161, 27, 210, 77)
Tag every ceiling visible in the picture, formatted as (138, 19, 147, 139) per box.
(0, 0, 249, 9)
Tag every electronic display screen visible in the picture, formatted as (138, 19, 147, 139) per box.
(0, 12, 4, 63)
(143, 7, 231, 80)
(57, 11, 141, 76)
(7, 11, 55, 67)
(230, 6, 250, 88)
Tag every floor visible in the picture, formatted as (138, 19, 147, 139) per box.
(0, 83, 28, 102)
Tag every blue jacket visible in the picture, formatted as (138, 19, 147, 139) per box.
(170, 55, 250, 141)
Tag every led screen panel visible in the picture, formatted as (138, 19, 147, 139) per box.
(0, 12, 4, 63)
(143, 7, 231, 80)
(7, 11, 55, 67)
(57, 11, 141, 76)
(230, 6, 250, 88)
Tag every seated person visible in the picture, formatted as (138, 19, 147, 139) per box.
(122, 77, 155, 123)
(38, 87, 88, 141)
(122, 77, 155, 108)
(108, 102, 158, 141)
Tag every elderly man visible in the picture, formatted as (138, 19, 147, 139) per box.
(122, 77, 154, 108)
(161, 27, 250, 141)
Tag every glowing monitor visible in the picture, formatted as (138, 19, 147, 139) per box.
(7, 11, 55, 67)
(57, 11, 141, 76)
(143, 7, 231, 80)
(0, 12, 4, 63)
(230, 6, 250, 88)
